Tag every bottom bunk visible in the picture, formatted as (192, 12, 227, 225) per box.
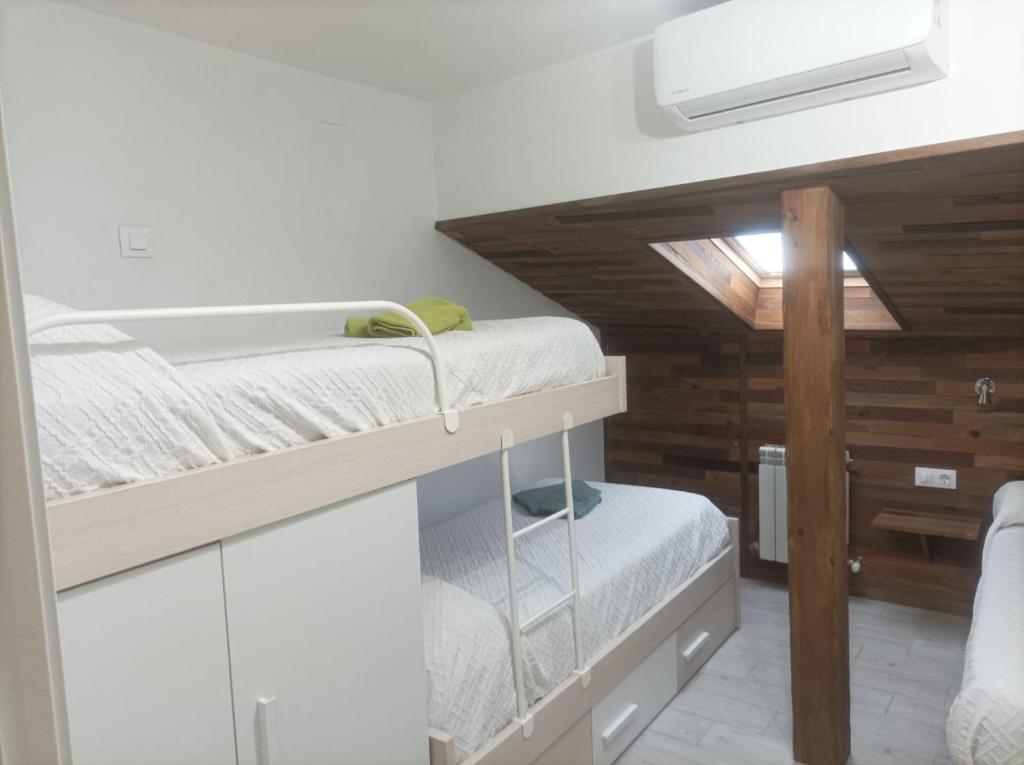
(420, 481, 740, 765)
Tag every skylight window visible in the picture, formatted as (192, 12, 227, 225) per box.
(651, 237, 901, 332)
(734, 232, 857, 276)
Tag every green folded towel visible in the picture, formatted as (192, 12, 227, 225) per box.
(344, 298, 472, 338)
(344, 316, 373, 337)
(513, 480, 602, 520)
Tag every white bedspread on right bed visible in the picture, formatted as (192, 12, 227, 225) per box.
(419, 481, 730, 763)
(947, 482, 1024, 765)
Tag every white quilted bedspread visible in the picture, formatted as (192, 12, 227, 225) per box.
(27, 292, 603, 500)
(420, 481, 730, 762)
(947, 520, 1024, 764)
(26, 295, 233, 500)
(169, 317, 604, 456)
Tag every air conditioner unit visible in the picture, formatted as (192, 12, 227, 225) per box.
(653, 0, 948, 132)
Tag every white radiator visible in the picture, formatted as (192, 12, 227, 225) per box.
(758, 444, 850, 564)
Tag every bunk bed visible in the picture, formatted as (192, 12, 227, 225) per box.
(23, 293, 740, 765)
(25, 293, 618, 590)
(947, 482, 1024, 765)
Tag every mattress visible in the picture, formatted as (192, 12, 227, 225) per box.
(420, 481, 730, 762)
(168, 317, 604, 457)
(25, 294, 605, 500)
(947, 488, 1024, 764)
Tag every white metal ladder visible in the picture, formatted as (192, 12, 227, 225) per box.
(499, 412, 591, 739)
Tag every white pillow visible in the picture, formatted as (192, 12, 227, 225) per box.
(993, 481, 1024, 523)
(982, 481, 1024, 568)
(22, 293, 74, 326)
(421, 575, 521, 763)
(23, 294, 234, 499)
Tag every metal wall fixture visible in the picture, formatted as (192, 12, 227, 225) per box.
(975, 377, 996, 406)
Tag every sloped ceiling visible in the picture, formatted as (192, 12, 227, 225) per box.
(437, 132, 1024, 338)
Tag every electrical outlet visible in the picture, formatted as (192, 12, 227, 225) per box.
(915, 466, 957, 490)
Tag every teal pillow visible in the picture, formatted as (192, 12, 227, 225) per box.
(513, 480, 602, 519)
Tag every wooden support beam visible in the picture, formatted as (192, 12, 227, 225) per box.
(782, 187, 851, 765)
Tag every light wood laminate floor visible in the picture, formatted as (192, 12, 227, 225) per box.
(618, 578, 970, 765)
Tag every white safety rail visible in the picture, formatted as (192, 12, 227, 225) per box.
(25, 300, 460, 433)
(499, 412, 591, 739)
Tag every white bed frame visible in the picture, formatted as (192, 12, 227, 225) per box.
(9, 300, 739, 765)
(26, 302, 627, 591)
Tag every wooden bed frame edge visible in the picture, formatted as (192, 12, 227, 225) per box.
(428, 729, 458, 765)
(50, 358, 627, 591)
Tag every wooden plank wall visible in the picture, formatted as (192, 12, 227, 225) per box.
(438, 134, 1024, 615)
(604, 334, 744, 517)
(605, 332, 1024, 615)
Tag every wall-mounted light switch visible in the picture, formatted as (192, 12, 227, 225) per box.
(119, 226, 152, 258)
(915, 466, 957, 490)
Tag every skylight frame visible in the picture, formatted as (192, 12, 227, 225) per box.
(651, 237, 901, 332)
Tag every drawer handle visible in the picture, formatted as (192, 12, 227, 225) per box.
(600, 702, 639, 747)
(682, 631, 711, 663)
(256, 696, 279, 765)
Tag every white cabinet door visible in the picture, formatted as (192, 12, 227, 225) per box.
(222, 481, 428, 765)
(58, 545, 237, 765)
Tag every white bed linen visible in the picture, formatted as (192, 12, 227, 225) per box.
(26, 295, 233, 500)
(420, 481, 730, 762)
(947, 483, 1024, 765)
(28, 295, 604, 500)
(984, 482, 1024, 567)
(169, 317, 604, 456)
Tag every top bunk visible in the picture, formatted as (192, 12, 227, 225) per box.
(24, 295, 627, 590)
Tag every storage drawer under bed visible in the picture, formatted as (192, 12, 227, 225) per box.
(676, 575, 738, 689)
(590, 631, 677, 765)
(428, 561, 741, 761)
(589, 575, 738, 765)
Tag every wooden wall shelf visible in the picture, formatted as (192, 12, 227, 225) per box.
(872, 509, 981, 562)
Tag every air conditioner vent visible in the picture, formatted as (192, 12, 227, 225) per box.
(678, 51, 911, 120)
(654, 0, 948, 132)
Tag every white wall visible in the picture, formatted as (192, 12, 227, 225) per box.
(0, 0, 605, 523)
(432, 0, 1024, 219)
(0, 0, 574, 343)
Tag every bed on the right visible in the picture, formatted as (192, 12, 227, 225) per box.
(947, 481, 1024, 765)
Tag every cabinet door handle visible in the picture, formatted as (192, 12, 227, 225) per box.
(682, 631, 711, 663)
(600, 702, 638, 747)
(256, 696, 279, 765)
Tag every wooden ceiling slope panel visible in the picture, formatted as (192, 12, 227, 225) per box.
(437, 132, 1024, 337)
(454, 223, 752, 334)
(848, 231, 1024, 336)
